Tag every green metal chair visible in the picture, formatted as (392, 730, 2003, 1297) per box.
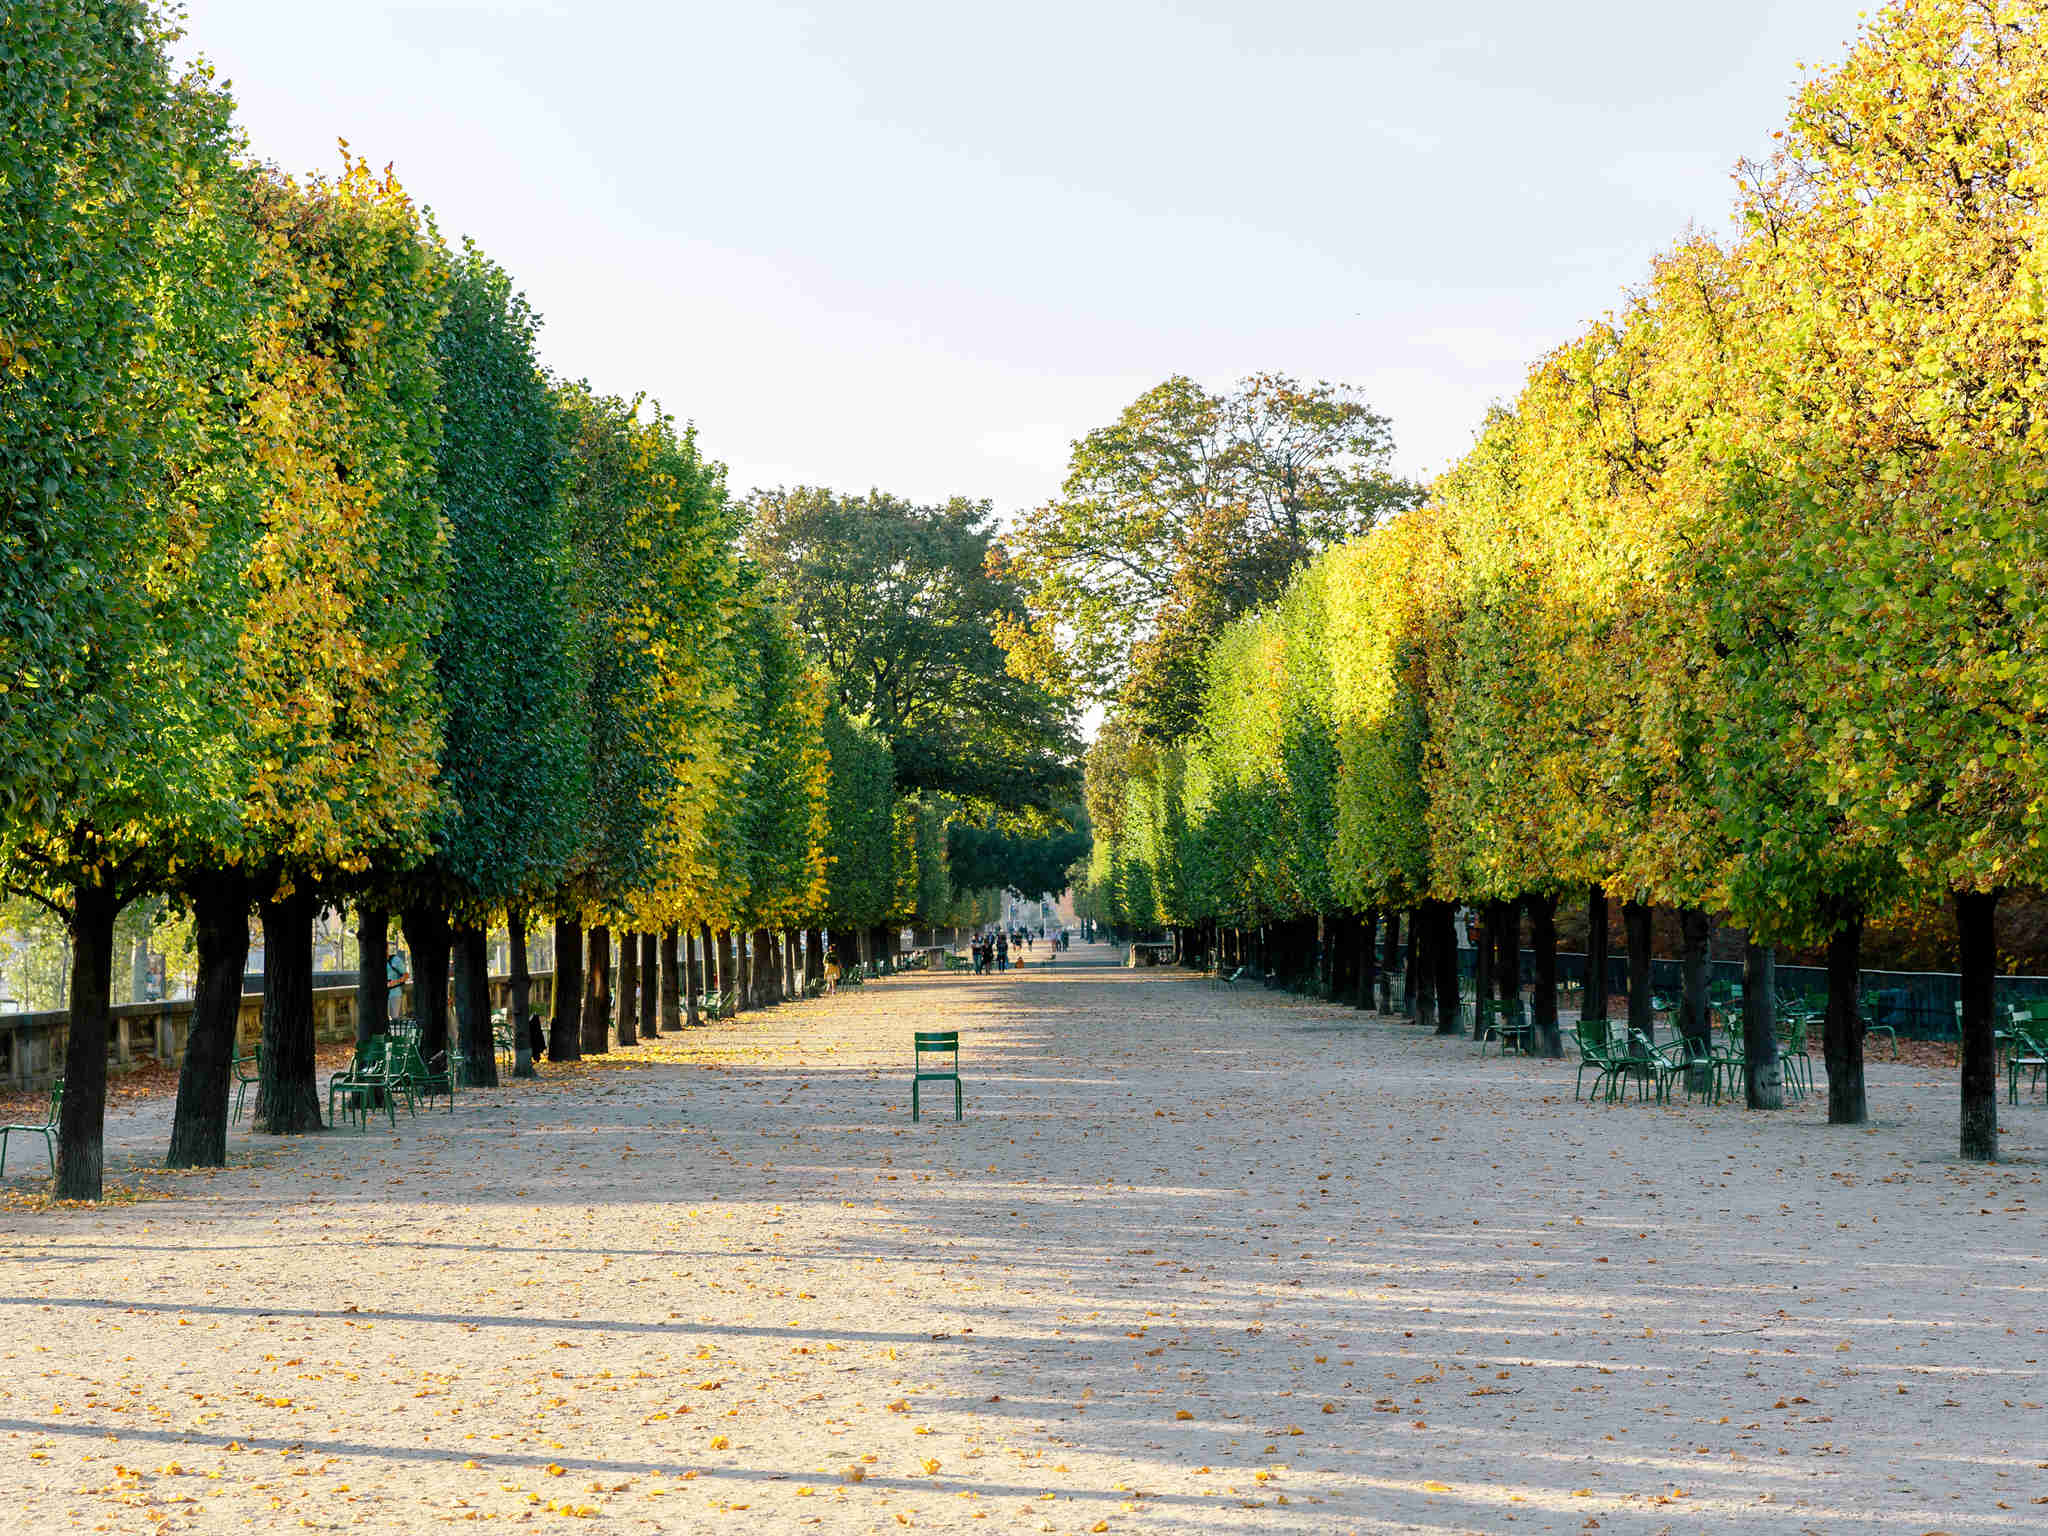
(911, 1031, 963, 1123)
(1776, 1012, 1815, 1100)
(327, 1043, 398, 1131)
(0, 1080, 61, 1177)
(1572, 1019, 1613, 1100)
(2007, 1021, 2048, 1105)
(383, 1037, 450, 1112)
(230, 1046, 260, 1124)
(1478, 999, 1534, 1058)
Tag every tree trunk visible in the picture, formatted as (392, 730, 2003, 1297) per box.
(1357, 909, 1377, 1011)
(355, 902, 387, 1052)
(1412, 907, 1436, 1022)
(1378, 909, 1400, 1013)
(661, 928, 682, 1033)
(55, 876, 122, 1199)
(1402, 914, 1419, 1017)
(402, 902, 452, 1066)
(1584, 885, 1610, 1029)
(1678, 906, 1713, 1093)
(1956, 888, 2000, 1162)
(549, 917, 582, 1062)
(509, 907, 536, 1079)
(754, 928, 777, 1004)
(1529, 891, 1561, 1057)
(1624, 900, 1653, 1044)
(256, 886, 322, 1135)
(455, 922, 496, 1087)
(617, 928, 639, 1046)
(640, 931, 659, 1037)
(1822, 913, 1866, 1125)
(717, 928, 737, 1008)
(1492, 897, 1521, 1033)
(1742, 938, 1782, 1110)
(1433, 900, 1461, 1035)
(167, 867, 252, 1168)
(1472, 904, 1493, 1041)
(582, 925, 612, 1055)
(692, 923, 712, 1023)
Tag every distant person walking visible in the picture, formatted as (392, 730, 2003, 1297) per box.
(386, 945, 410, 1021)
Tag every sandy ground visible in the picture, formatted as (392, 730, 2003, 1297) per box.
(0, 941, 2043, 1535)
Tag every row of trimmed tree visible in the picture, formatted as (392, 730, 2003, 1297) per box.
(1081, 0, 2047, 1163)
(1, 3, 1012, 1198)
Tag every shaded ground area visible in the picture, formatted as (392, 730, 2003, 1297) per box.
(1, 941, 2043, 1534)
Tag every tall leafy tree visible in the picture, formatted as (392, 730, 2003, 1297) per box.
(397, 243, 585, 1086)
(1010, 373, 1419, 739)
(0, 6, 270, 1195)
(746, 487, 1078, 810)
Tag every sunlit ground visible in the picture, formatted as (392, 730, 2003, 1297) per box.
(1, 942, 2042, 1534)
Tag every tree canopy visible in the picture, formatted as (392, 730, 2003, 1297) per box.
(746, 487, 1079, 811)
(1008, 373, 1420, 739)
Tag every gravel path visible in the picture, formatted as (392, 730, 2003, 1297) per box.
(1, 941, 2043, 1534)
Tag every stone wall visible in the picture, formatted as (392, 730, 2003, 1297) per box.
(0, 973, 557, 1090)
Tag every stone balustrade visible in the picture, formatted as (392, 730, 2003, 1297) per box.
(0, 973, 557, 1089)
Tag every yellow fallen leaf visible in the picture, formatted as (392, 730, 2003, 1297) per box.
(708, 1436, 730, 1450)
(545, 1464, 565, 1477)
(1175, 1409, 1194, 1421)
(1424, 1480, 1452, 1492)
(921, 1458, 941, 1474)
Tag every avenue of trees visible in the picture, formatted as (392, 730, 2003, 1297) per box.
(2, 2, 1080, 1199)
(1050, 0, 2047, 1164)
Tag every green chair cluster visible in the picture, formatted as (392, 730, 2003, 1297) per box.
(326, 1022, 456, 1132)
(1572, 1013, 1813, 1108)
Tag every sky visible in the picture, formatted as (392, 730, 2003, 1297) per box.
(177, 0, 1869, 513)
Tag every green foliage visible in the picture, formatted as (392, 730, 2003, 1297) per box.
(1010, 373, 1421, 739)
(555, 386, 746, 927)
(747, 487, 1079, 811)
(0, 0, 188, 839)
(734, 589, 830, 928)
(820, 710, 895, 928)
(945, 818, 1092, 904)
(425, 245, 584, 912)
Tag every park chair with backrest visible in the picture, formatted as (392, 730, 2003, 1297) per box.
(1571, 1019, 1613, 1100)
(327, 1043, 398, 1132)
(911, 1031, 963, 1123)
(384, 1037, 451, 1112)
(2007, 1019, 2048, 1105)
(1600, 1029, 1658, 1104)
(1479, 998, 1534, 1058)
(1711, 1015, 1749, 1101)
(1775, 1010, 1814, 1100)
(1861, 988, 1905, 1060)
(1646, 1034, 1715, 1105)
(0, 1079, 61, 1178)
(1211, 966, 1249, 992)
(231, 1046, 260, 1124)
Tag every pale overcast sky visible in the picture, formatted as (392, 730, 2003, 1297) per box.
(178, 0, 1865, 512)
